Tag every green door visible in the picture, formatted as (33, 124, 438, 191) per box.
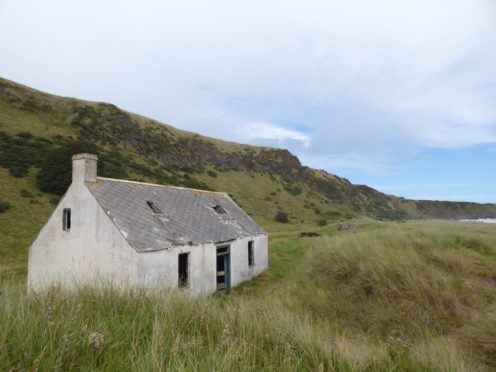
(216, 246, 231, 290)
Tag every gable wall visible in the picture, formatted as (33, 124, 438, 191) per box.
(28, 182, 138, 292)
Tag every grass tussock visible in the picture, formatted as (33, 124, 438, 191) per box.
(292, 223, 496, 337)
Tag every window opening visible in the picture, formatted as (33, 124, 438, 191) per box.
(63, 208, 71, 231)
(146, 200, 164, 215)
(178, 253, 189, 288)
(213, 205, 228, 215)
(248, 241, 255, 266)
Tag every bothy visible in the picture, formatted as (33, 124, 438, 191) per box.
(28, 154, 268, 294)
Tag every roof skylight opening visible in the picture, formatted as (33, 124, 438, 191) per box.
(213, 205, 228, 215)
(146, 200, 164, 215)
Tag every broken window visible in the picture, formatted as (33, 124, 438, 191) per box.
(248, 240, 255, 266)
(178, 253, 189, 288)
(213, 205, 228, 215)
(146, 200, 164, 215)
(63, 208, 71, 231)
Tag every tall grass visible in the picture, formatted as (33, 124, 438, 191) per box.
(0, 283, 332, 371)
(287, 221, 496, 369)
(1, 221, 495, 370)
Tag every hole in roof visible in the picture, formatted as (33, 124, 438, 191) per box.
(146, 200, 164, 215)
(213, 205, 228, 215)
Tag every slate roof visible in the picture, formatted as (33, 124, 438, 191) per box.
(86, 177, 266, 252)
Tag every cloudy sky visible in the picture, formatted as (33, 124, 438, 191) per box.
(1, 0, 495, 202)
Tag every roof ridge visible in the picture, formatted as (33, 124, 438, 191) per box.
(95, 176, 228, 196)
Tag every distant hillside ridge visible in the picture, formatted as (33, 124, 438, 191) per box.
(1, 75, 495, 227)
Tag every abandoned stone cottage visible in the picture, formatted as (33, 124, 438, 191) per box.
(28, 154, 268, 294)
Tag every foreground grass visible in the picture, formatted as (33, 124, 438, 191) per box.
(0, 285, 332, 371)
(1, 221, 496, 370)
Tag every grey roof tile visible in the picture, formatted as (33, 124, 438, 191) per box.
(86, 177, 266, 252)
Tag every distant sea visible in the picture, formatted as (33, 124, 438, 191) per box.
(460, 218, 496, 223)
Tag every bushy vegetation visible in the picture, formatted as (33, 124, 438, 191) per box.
(0, 131, 52, 177)
(1, 221, 495, 370)
(274, 211, 289, 223)
(19, 189, 34, 198)
(0, 201, 10, 213)
(37, 140, 99, 195)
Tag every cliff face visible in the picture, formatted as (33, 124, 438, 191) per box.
(1, 76, 495, 226)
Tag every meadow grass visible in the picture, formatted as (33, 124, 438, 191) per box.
(1, 220, 496, 371)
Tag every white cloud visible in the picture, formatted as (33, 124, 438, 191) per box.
(242, 122, 310, 147)
(0, 0, 495, 172)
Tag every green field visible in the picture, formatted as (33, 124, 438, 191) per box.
(1, 220, 496, 371)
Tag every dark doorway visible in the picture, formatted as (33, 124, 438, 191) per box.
(178, 253, 189, 288)
(216, 246, 231, 291)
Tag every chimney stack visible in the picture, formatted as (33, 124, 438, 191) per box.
(72, 153, 98, 184)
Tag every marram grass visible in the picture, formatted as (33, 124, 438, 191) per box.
(1, 220, 496, 371)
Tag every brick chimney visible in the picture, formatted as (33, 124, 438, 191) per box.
(72, 153, 98, 184)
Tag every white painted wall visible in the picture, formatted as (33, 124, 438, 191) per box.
(228, 235, 268, 287)
(137, 243, 217, 296)
(135, 235, 268, 296)
(27, 181, 138, 292)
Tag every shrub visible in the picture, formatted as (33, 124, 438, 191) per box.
(0, 131, 52, 178)
(0, 200, 11, 213)
(16, 131, 34, 139)
(49, 197, 60, 205)
(37, 140, 99, 195)
(207, 170, 218, 178)
(20, 189, 34, 198)
(283, 184, 302, 196)
(317, 219, 327, 226)
(275, 211, 289, 223)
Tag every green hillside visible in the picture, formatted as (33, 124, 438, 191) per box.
(1, 76, 496, 278)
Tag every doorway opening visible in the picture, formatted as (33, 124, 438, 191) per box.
(216, 245, 231, 291)
(178, 253, 189, 288)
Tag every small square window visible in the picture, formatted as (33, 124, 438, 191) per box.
(248, 241, 255, 266)
(63, 208, 71, 231)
